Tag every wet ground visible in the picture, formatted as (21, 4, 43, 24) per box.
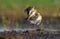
(0, 31, 60, 39)
(0, 17, 60, 39)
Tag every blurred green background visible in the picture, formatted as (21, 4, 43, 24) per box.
(0, 0, 60, 19)
(0, 0, 60, 29)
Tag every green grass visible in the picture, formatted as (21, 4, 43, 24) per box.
(0, 0, 60, 17)
(0, 0, 60, 9)
(0, 0, 55, 9)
